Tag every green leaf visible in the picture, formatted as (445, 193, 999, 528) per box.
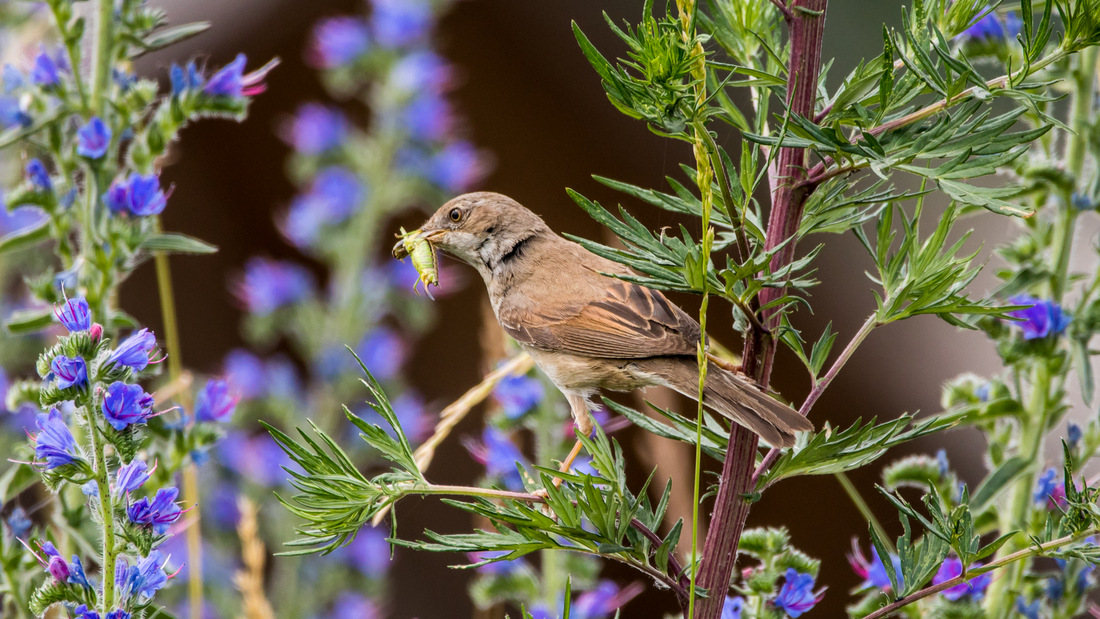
(139, 233, 218, 255)
(0, 219, 50, 255)
(141, 21, 211, 52)
(938, 179, 1033, 217)
(5, 308, 54, 334)
(970, 457, 1028, 511)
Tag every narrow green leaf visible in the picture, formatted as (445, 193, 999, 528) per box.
(0, 219, 49, 255)
(139, 233, 218, 255)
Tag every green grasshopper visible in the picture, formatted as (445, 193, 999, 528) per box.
(392, 227, 439, 299)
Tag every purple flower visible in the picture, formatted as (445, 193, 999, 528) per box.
(50, 355, 88, 389)
(309, 18, 371, 68)
(282, 104, 348, 154)
(114, 460, 150, 498)
(54, 295, 90, 332)
(356, 327, 407, 381)
(721, 596, 745, 619)
(103, 173, 168, 217)
(224, 349, 266, 400)
(572, 580, 639, 619)
(116, 551, 169, 601)
(465, 427, 527, 491)
(169, 60, 203, 95)
(34, 409, 77, 468)
(31, 50, 62, 86)
(102, 382, 155, 430)
(283, 167, 365, 247)
(0, 96, 30, 128)
(127, 487, 182, 534)
(5, 506, 32, 539)
(849, 541, 902, 591)
(340, 526, 391, 579)
(202, 54, 273, 98)
(963, 11, 1022, 41)
(107, 328, 158, 371)
(403, 91, 452, 141)
(236, 258, 314, 314)
(194, 379, 238, 423)
(26, 159, 51, 191)
(391, 51, 451, 94)
(69, 556, 91, 588)
(1035, 467, 1065, 506)
(0, 205, 45, 235)
(430, 141, 487, 192)
(933, 556, 992, 601)
(1016, 597, 1040, 619)
(371, 0, 432, 48)
(75, 605, 99, 619)
(47, 554, 70, 581)
(493, 373, 544, 419)
(773, 568, 823, 618)
(1007, 295, 1070, 339)
(1068, 423, 1083, 449)
(217, 432, 293, 487)
(327, 592, 380, 619)
(106, 611, 131, 619)
(76, 117, 111, 159)
(264, 356, 303, 401)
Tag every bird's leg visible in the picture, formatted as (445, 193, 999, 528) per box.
(559, 394, 592, 473)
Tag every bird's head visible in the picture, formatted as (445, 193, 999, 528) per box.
(396, 192, 551, 282)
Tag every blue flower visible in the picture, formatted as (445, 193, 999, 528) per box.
(47, 553, 70, 582)
(465, 427, 527, 491)
(1016, 597, 1040, 619)
(0, 204, 45, 236)
(169, 60, 203, 95)
(962, 11, 1021, 41)
(69, 555, 91, 588)
(194, 379, 238, 423)
(105, 610, 131, 619)
(327, 592, 379, 619)
(721, 596, 744, 619)
(103, 173, 168, 217)
(31, 50, 62, 86)
(0, 96, 30, 128)
(572, 580, 634, 619)
(283, 167, 365, 247)
(5, 506, 32, 539)
(34, 408, 77, 468)
(848, 541, 902, 591)
(371, 0, 432, 48)
(773, 568, 822, 618)
(1007, 295, 1070, 340)
(283, 104, 347, 154)
(76, 117, 111, 159)
(102, 382, 155, 430)
(107, 328, 158, 371)
(54, 295, 90, 332)
(114, 460, 150, 498)
(933, 556, 992, 601)
(391, 51, 451, 94)
(217, 432, 293, 487)
(74, 604, 99, 619)
(493, 373, 544, 419)
(429, 141, 485, 192)
(1077, 563, 1094, 593)
(356, 327, 407, 382)
(127, 486, 182, 534)
(403, 91, 451, 141)
(309, 18, 371, 68)
(50, 355, 88, 389)
(224, 349, 266, 400)
(26, 159, 51, 191)
(116, 551, 169, 601)
(340, 526, 391, 579)
(1072, 192, 1095, 210)
(202, 54, 273, 98)
(1068, 423, 1083, 449)
(236, 258, 314, 314)
(1035, 467, 1063, 504)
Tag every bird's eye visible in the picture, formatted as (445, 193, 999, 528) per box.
(449, 208, 463, 222)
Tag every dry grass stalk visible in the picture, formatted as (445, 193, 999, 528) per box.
(234, 496, 275, 619)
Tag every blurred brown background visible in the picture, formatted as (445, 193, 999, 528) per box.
(117, 0, 1068, 616)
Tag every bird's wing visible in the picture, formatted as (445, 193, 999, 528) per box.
(500, 277, 700, 358)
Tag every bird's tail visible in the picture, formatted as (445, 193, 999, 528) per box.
(644, 358, 813, 448)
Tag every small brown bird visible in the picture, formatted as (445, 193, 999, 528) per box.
(399, 192, 812, 466)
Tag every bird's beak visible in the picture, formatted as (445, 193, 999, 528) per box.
(391, 228, 447, 259)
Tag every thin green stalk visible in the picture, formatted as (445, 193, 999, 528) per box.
(534, 397, 564, 607)
(835, 472, 894, 554)
(151, 220, 204, 619)
(2, 560, 29, 619)
(90, 0, 114, 115)
(83, 400, 117, 612)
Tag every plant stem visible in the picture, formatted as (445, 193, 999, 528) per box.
(534, 395, 564, 608)
(693, 3, 828, 618)
(83, 401, 117, 612)
(835, 472, 894, 553)
(866, 529, 1097, 619)
(2, 559, 29, 619)
(151, 220, 203, 619)
(752, 312, 878, 485)
(90, 0, 114, 115)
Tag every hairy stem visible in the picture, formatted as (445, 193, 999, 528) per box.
(90, 0, 114, 115)
(866, 529, 1097, 619)
(693, 3, 828, 617)
(83, 401, 117, 612)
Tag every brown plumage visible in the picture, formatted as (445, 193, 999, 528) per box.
(404, 192, 813, 448)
